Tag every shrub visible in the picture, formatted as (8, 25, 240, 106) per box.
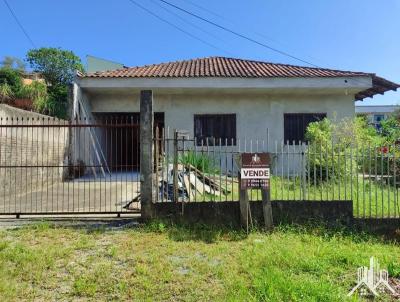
(305, 117, 382, 182)
(0, 83, 13, 102)
(31, 84, 68, 119)
(380, 117, 400, 144)
(0, 68, 23, 95)
(48, 84, 68, 118)
(18, 80, 48, 101)
(179, 151, 219, 174)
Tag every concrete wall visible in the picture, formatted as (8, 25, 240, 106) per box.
(153, 200, 354, 228)
(84, 90, 355, 174)
(87, 91, 355, 143)
(0, 105, 69, 198)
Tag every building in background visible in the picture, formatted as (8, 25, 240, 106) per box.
(356, 105, 399, 129)
(86, 55, 125, 73)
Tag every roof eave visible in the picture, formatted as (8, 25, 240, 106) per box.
(355, 75, 400, 101)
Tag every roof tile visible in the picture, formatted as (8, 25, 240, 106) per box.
(80, 56, 399, 100)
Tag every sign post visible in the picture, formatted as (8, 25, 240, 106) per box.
(240, 153, 273, 230)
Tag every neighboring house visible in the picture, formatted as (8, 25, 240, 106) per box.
(21, 72, 44, 85)
(73, 56, 399, 171)
(86, 55, 125, 73)
(356, 105, 399, 129)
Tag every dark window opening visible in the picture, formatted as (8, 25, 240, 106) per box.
(93, 112, 164, 170)
(194, 114, 236, 146)
(284, 113, 326, 143)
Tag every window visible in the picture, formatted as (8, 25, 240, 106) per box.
(284, 113, 326, 143)
(373, 114, 385, 131)
(194, 114, 236, 146)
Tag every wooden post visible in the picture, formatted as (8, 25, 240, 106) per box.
(239, 152, 273, 231)
(261, 188, 273, 230)
(140, 90, 154, 221)
(236, 155, 249, 230)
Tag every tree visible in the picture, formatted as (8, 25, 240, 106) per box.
(1, 56, 26, 72)
(389, 107, 400, 122)
(25, 47, 84, 118)
(26, 47, 84, 86)
(0, 67, 23, 95)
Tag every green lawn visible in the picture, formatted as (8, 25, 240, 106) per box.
(199, 176, 400, 218)
(0, 222, 399, 301)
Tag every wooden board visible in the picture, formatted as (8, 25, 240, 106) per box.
(189, 172, 204, 194)
(183, 174, 195, 201)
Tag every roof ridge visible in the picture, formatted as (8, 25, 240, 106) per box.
(210, 56, 372, 75)
(87, 56, 372, 77)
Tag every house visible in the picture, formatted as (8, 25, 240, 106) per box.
(86, 55, 125, 73)
(356, 105, 399, 130)
(73, 56, 399, 172)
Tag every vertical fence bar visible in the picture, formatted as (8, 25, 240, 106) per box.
(173, 130, 178, 203)
(350, 144, 353, 206)
(374, 143, 378, 218)
(368, 142, 372, 218)
(392, 143, 396, 218)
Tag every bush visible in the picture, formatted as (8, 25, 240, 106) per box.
(305, 117, 382, 182)
(31, 84, 68, 119)
(0, 83, 13, 102)
(18, 80, 47, 100)
(179, 151, 219, 174)
(380, 117, 400, 144)
(0, 68, 23, 95)
(48, 84, 68, 118)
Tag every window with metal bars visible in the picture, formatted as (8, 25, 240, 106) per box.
(284, 113, 327, 144)
(194, 114, 236, 146)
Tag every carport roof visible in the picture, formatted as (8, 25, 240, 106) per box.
(78, 56, 399, 101)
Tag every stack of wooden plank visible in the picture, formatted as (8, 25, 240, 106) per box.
(184, 165, 230, 197)
(124, 163, 234, 208)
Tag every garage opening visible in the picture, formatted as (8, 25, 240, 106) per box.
(94, 112, 164, 171)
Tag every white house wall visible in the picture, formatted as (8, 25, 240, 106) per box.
(88, 91, 354, 142)
(85, 91, 354, 175)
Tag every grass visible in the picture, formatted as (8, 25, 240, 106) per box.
(0, 221, 398, 301)
(193, 176, 400, 218)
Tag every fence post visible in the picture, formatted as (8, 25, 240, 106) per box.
(261, 189, 273, 230)
(302, 144, 307, 200)
(236, 155, 249, 230)
(140, 90, 154, 221)
(173, 130, 179, 203)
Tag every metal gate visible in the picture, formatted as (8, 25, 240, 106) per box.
(0, 116, 140, 217)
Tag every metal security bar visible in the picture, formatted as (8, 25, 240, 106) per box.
(154, 129, 400, 219)
(0, 116, 140, 216)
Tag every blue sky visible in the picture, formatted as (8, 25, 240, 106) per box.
(1, 0, 399, 105)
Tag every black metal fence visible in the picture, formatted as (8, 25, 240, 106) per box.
(154, 129, 400, 219)
(1, 117, 399, 219)
(0, 116, 140, 216)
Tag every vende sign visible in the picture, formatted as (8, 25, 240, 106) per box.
(240, 153, 271, 189)
(241, 168, 270, 179)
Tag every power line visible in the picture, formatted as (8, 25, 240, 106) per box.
(158, 0, 319, 67)
(150, 0, 234, 55)
(178, 0, 227, 21)
(128, 0, 370, 91)
(180, 0, 321, 64)
(126, 0, 230, 54)
(169, 1, 373, 90)
(3, 0, 36, 48)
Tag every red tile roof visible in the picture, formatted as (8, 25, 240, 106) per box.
(82, 56, 371, 78)
(79, 56, 399, 100)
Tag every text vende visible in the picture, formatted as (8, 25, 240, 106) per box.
(240, 168, 270, 179)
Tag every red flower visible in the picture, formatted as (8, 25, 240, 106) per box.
(380, 146, 389, 154)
